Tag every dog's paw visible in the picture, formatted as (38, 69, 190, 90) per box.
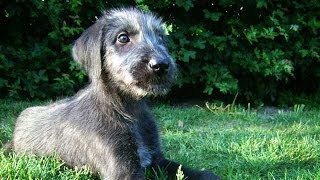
(185, 170, 220, 180)
(197, 170, 221, 180)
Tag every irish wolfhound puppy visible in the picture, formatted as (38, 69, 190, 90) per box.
(11, 8, 219, 180)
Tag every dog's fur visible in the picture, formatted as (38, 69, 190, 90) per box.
(10, 8, 219, 180)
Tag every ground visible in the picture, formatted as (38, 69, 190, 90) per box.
(1, 100, 320, 179)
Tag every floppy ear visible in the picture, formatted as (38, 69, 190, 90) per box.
(72, 20, 104, 81)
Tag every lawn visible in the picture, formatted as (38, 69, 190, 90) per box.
(1, 100, 320, 179)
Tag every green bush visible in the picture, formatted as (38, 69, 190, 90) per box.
(0, 0, 133, 99)
(1, 0, 319, 104)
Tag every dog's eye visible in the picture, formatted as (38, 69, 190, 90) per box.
(158, 34, 167, 43)
(159, 34, 164, 41)
(117, 34, 130, 43)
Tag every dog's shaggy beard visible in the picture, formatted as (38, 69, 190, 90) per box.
(104, 54, 175, 98)
(118, 69, 175, 98)
(132, 65, 175, 97)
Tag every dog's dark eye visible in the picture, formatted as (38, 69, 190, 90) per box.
(158, 34, 167, 44)
(159, 34, 165, 41)
(118, 34, 130, 43)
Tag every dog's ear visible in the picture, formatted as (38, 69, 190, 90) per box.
(72, 20, 104, 81)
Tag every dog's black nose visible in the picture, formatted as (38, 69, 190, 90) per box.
(148, 59, 169, 73)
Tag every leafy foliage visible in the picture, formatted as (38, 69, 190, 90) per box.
(0, 0, 133, 99)
(149, 0, 319, 104)
(1, 0, 319, 103)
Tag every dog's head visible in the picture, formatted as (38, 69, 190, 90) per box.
(72, 8, 176, 98)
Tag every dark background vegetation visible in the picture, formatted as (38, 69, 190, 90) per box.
(0, 0, 319, 106)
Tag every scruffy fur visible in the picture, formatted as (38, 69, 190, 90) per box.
(10, 8, 219, 180)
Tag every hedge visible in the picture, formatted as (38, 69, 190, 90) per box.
(1, 0, 319, 104)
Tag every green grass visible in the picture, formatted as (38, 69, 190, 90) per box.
(1, 100, 320, 179)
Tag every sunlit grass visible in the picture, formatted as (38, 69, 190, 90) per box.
(1, 100, 320, 179)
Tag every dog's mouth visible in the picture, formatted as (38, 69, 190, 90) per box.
(135, 74, 175, 96)
(131, 65, 176, 96)
(113, 57, 177, 97)
(148, 81, 173, 95)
